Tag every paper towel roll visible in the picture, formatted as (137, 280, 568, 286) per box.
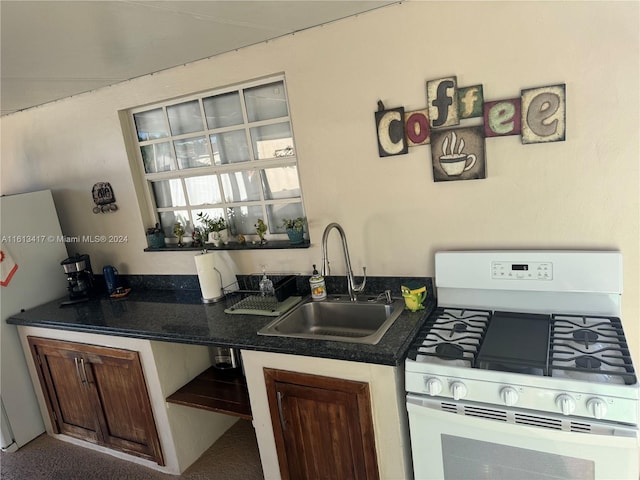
(195, 253, 224, 302)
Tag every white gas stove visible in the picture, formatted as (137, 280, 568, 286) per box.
(405, 251, 639, 480)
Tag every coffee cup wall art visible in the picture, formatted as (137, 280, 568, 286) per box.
(430, 126, 486, 182)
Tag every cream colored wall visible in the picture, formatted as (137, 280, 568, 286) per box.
(1, 2, 638, 359)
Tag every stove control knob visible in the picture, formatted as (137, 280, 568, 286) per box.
(500, 387, 519, 406)
(587, 398, 607, 420)
(425, 377, 443, 396)
(450, 382, 468, 400)
(556, 394, 576, 416)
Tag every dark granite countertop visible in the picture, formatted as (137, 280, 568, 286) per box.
(7, 281, 435, 366)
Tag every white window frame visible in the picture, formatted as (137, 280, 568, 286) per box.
(126, 74, 305, 242)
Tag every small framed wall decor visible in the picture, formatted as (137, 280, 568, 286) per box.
(430, 126, 486, 182)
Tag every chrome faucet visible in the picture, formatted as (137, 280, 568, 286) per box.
(321, 222, 366, 301)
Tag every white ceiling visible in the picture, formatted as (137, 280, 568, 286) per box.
(0, 0, 397, 116)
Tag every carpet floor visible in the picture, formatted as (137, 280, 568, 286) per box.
(0, 419, 264, 480)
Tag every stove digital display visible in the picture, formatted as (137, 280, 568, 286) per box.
(491, 261, 553, 280)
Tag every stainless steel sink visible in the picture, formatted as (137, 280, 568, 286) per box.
(257, 295, 405, 344)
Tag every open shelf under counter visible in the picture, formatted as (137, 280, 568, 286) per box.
(166, 366, 252, 420)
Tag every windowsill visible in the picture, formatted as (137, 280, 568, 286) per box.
(144, 239, 310, 252)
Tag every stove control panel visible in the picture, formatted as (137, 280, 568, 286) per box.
(491, 261, 553, 280)
(405, 371, 637, 424)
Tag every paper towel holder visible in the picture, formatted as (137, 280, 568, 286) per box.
(202, 266, 224, 303)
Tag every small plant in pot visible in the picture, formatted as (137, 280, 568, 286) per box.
(282, 217, 306, 244)
(145, 223, 166, 248)
(197, 212, 228, 246)
(173, 222, 186, 247)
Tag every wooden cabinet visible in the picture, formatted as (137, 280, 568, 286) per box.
(264, 368, 378, 480)
(28, 337, 164, 465)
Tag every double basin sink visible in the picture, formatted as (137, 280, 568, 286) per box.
(258, 295, 405, 345)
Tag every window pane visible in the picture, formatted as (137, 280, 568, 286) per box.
(134, 108, 168, 141)
(227, 205, 264, 235)
(152, 179, 186, 208)
(251, 122, 294, 160)
(159, 210, 190, 237)
(203, 91, 243, 129)
(261, 166, 301, 200)
(174, 136, 211, 169)
(141, 142, 174, 173)
(167, 100, 203, 135)
(210, 130, 250, 165)
(221, 170, 261, 202)
(244, 81, 287, 122)
(185, 175, 222, 206)
(267, 203, 304, 233)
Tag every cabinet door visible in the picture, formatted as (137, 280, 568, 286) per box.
(264, 369, 379, 480)
(84, 346, 163, 464)
(28, 337, 164, 465)
(28, 338, 100, 443)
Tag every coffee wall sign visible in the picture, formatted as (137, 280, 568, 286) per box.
(375, 77, 566, 182)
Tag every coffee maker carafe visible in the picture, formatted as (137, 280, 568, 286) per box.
(61, 254, 94, 305)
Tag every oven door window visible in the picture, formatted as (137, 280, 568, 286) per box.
(442, 434, 592, 479)
(407, 396, 638, 480)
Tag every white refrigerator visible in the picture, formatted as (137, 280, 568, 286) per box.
(0, 190, 69, 451)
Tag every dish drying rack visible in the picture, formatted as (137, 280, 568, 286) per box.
(224, 273, 298, 313)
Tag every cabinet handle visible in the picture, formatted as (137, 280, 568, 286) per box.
(276, 391, 286, 431)
(80, 358, 90, 386)
(74, 357, 85, 386)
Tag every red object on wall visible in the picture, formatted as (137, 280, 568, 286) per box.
(0, 247, 19, 287)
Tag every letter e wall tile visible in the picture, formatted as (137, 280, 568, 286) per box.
(484, 99, 522, 137)
(521, 84, 566, 144)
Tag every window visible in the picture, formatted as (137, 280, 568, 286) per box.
(130, 76, 305, 240)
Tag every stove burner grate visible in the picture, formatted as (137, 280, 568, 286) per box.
(550, 314, 636, 385)
(408, 309, 637, 386)
(407, 307, 491, 366)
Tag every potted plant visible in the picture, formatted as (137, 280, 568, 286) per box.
(282, 217, 306, 244)
(191, 227, 204, 248)
(255, 218, 268, 245)
(173, 222, 186, 247)
(197, 212, 228, 246)
(145, 223, 165, 248)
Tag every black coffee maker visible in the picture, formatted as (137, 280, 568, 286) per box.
(61, 254, 94, 305)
